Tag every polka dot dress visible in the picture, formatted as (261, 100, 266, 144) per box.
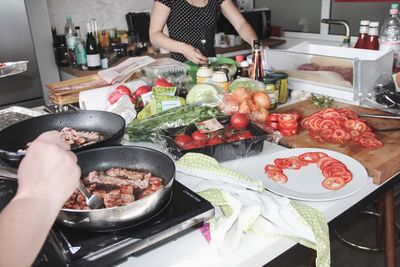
(157, 0, 225, 62)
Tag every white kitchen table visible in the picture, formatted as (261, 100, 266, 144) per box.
(116, 140, 394, 267)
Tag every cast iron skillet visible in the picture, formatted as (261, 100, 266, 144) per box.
(0, 110, 126, 166)
(57, 146, 175, 231)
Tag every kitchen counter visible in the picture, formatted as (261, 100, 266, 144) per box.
(116, 139, 398, 267)
(59, 38, 286, 80)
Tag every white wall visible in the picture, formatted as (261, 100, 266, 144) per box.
(47, 0, 153, 37)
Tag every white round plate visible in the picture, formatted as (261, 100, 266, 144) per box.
(262, 148, 368, 201)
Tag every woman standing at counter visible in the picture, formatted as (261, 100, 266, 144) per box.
(149, 0, 258, 64)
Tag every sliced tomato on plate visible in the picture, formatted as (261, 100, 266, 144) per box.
(274, 158, 290, 169)
(298, 152, 314, 163)
(266, 170, 288, 183)
(322, 177, 346, 190)
(287, 156, 303, 169)
(264, 164, 283, 173)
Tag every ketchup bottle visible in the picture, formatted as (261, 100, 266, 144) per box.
(364, 21, 380, 50)
(354, 20, 370, 49)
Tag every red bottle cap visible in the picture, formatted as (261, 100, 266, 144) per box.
(235, 55, 244, 63)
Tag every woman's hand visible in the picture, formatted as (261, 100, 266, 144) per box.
(181, 44, 209, 65)
(17, 131, 81, 208)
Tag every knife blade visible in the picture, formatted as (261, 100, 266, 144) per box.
(358, 113, 400, 120)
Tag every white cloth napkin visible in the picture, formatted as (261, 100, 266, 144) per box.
(176, 153, 330, 267)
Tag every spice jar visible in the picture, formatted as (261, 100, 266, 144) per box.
(263, 77, 278, 110)
(268, 72, 289, 104)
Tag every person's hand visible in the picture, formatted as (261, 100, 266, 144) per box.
(182, 44, 208, 65)
(16, 131, 81, 208)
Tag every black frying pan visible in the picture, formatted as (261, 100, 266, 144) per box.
(57, 146, 175, 231)
(0, 110, 126, 166)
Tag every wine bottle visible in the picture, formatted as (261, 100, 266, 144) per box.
(86, 32, 101, 70)
(250, 40, 264, 81)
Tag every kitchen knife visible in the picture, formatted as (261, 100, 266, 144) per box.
(358, 113, 400, 120)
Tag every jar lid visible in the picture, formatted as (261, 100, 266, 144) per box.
(268, 71, 288, 79)
(263, 76, 278, 84)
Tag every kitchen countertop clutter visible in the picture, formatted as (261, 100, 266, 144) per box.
(2, 37, 400, 267)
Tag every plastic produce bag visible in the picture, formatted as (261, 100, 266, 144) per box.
(359, 72, 400, 115)
(106, 95, 137, 125)
(127, 105, 221, 141)
(229, 78, 266, 92)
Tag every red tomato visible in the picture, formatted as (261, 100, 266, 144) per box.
(230, 113, 249, 130)
(206, 136, 225, 146)
(191, 131, 209, 142)
(279, 128, 299, 137)
(155, 78, 174, 87)
(236, 130, 253, 140)
(266, 121, 279, 130)
(115, 85, 131, 95)
(267, 113, 280, 122)
(108, 91, 123, 104)
(174, 134, 193, 148)
(223, 125, 237, 139)
(278, 114, 298, 126)
(274, 158, 290, 169)
(266, 170, 288, 183)
(134, 86, 152, 98)
(181, 142, 200, 150)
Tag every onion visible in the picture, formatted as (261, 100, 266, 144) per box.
(238, 99, 251, 114)
(252, 91, 270, 109)
(219, 94, 240, 115)
(249, 107, 269, 123)
(232, 87, 251, 100)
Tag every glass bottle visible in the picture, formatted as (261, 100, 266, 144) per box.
(380, 4, 400, 72)
(75, 26, 87, 70)
(250, 40, 264, 81)
(64, 16, 76, 66)
(364, 22, 380, 50)
(354, 20, 370, 49)
(86, 32, 101, 70)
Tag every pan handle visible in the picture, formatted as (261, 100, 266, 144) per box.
(0, 149, 25, 163)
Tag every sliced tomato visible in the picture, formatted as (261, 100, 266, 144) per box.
(264, 164, 283, 173)
(344, 119, 356, 130)
(301, 117, 311, 129)
(274, 158, 290, 169)
(322, 164, 348, 178)
(278, 113, 297, 125)
(322, 177, 346, 190)
(322, 109, 340, 119)
(267, 113, 280, 122)
(298, 152, 315, 163)
(309, 116, 323, 131)
(354, 120, 367, 132)
(359, 137, 383, 149)
(279, 128, 299, 137)
(287, 156, 302, 169)
(320, 128, 334, 141)
(320, 158, 341, 170)
(338, 108, 358, 119)
(266, 170, 288, 183)
(319, 119, 337, 130)
(317, 156, 334, 168)
(333, 115, 348, 126)
(341, 171, 353, 183)
(266, 120, 279, 130)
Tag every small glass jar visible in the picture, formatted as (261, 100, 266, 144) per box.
(196, 64, 213, 84)
(268, 72, 289, 104)
(263, 77, 278, 110)
(211, 70, 229, 92)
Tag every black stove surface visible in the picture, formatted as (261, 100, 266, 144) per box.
(34, 181, 214, 267)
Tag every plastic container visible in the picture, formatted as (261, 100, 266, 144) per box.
(143, 58, 189, 79)
(380, 4, 400, 71)
(162, 116, 267, 162)
(265, 41, 394, 102)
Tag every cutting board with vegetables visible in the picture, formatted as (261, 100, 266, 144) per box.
(276, 99, 400, 184)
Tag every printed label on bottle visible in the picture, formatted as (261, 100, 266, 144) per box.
(86, 54, 101, 67)
(66, 36, 76, 49)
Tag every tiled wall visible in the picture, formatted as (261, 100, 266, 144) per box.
(47, 0, 153, 36)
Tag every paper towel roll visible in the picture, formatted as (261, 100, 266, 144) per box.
(79, 86, 111, 110)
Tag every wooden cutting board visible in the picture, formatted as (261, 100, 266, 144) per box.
(276, 99, 400, 184)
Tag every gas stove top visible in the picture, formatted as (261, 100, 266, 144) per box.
(32, 181, 214, 267)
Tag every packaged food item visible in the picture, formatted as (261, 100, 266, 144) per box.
(263, 77, 278, 110)
(211, 70, 229, 92)
(196, 64, 213, 84)
(267, 72, 289, 104)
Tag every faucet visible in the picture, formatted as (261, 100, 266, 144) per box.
(321, 18, 351, 47)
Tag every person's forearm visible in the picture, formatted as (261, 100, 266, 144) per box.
(150, 31, 190, 54)
(236, 22, 258, 46)
(0, 195, 60, 267)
